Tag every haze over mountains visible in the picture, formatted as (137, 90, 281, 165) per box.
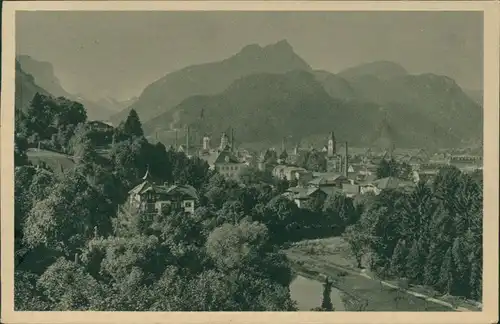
(119, 39, 481, 149)
(16, 55, 135, 121)
(16, 39, 482, 149)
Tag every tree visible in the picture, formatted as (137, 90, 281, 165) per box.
(323, 192, 356, 233)
(423, 243, 444, 286)
(23, 168, 113, 254)
(398, 162, 413, 180)
(53, 97, 87, 128)
(238, 166, 273, 186)
(110, 137, 149, 188)
(376, 158, 401, 179)
(258, 196, 300, 244)
(469, 249, 482, 301)
(436, 247, 455, 295)
(306, 151, 327, 172)
(342, 225, 368, 268)
(405, 239, 424, 283)
(122, 109, 144, 138)
(320, 278, 334, 311)
(451, 237, 470, 296)
(14, 135, 29, 166)
(37, 257, 105, 310)
(302, 192, 326, 214)
(206, 221, 270, 272)
(390, 239, 408, 277)
(14, 270, 50, 311)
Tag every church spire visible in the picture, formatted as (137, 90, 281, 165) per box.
(328, 131, 336, 157)
(142, 165, 152, 181)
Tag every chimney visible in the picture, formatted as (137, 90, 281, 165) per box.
(175, 130, 178, 147)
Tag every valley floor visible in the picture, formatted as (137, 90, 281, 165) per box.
(284, 237, 482, 312)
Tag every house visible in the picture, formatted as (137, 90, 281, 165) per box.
(309, 172, 349, 188)
(283, 186, 327, 208)
(360, 183, 379, 195)
(449, 155, 482, 170)
(413, 169, 439, 183)
(198, 133, 247, 179)
(372, 176, 415, 191)
(214, 146, 247, 179)
(342, 183, 361, 198)
(272, 165, 308, 181)
(128, 170, 199, 215)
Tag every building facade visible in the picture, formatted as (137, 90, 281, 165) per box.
(128, 170, 199, 214)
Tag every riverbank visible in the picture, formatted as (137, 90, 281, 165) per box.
(284, 237, 482, 312)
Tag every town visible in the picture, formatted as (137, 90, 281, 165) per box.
(12, 9, 485, 314)
(127, 126, 482, 215)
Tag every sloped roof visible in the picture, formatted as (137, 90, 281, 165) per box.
(343, 183, 361, 195)
(286, 186, 322, 200)
(311, 172, 347, 181)
(166, 184, 199, 200)
(356, 173, 378, 184)
(199, 151, 219, 167)
(214, 148, 241, 164)
(373, 177, 415, 190)
(128, 181, 152, 195)
(128, 181, 198, 200)
(319, 186, 342, 197)
(373, 177, 401, 189)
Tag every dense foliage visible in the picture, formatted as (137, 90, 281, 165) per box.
(343, 166, 483, 300)
(376, 158, 412, 180)
(15, 101, 305, 311)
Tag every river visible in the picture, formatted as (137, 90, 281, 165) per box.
(289, 275, 345, 311)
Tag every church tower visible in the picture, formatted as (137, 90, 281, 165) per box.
(327, 131, 336, 157)
(202, 134, 211, 151)
(219, 132, 229, 150)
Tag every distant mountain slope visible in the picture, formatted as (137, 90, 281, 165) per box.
(110, 40, 313, 125)
(463, 88, 483, 106)
(345, 73, 483, 141)
(15, 60, 50, 112)
(312, 70, 356, 100)
(143, 70, 463, 149)
(17, 55, 69, 97)
(16, 55, 117, 121)
(338, 61, 409, 81)
(95, 96, 138, 113)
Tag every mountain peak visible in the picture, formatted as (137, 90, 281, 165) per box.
(265, 39, 293, 51)
(237, 40, 297, 58)
(239, 43, 262, 55)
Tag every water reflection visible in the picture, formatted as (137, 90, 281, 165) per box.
(290, 275, 345, 311)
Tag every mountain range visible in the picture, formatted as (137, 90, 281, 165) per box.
(118, 40, 481, 149)
(15, 55, 134, 121)
(17, 40, 483, 149)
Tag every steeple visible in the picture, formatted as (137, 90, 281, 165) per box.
(142, 165, 152, 182)
(220, 132, 229, 150)
(202, 134, 211, 151)
(327, 131, 336, 157)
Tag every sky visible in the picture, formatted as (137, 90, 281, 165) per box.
(16, 11, 483, 101)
